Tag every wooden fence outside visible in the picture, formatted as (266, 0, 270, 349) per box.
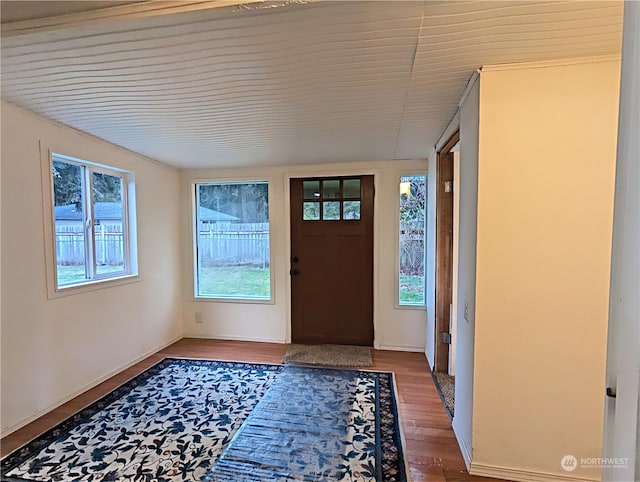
(57, 221, 421, 272)
(198, 222, 270, 267)
(399, 224, 425, 276)
(56, 224, 124, 266)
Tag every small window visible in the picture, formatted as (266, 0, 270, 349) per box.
(195, 181, 271, 300)
(399, 175, 426, 306)
(301, 177, 361, 222)
(50, 154, 136, 289)
(303, 202, 320, 220)
(343, 201, 361, 220)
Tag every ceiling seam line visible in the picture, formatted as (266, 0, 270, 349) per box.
(392, 0, 427, 160)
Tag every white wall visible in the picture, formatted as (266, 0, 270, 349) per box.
(470, 59, 620, 481)
(603, 2, 640, 480)
(0, 101, 184, 434)
(425, 151, 437, 366)
(452, 77, 480, 467)
(181, 159, 428, 351)
(450, 149, 460, 376)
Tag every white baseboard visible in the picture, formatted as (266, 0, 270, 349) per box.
(425, 349, 434, 370)
(183, 333, 286, 344)
(2, 334, 183, 436)
(470, 462, 599, 482)
(452, 418, 472, 470)
(185, 335, 422, 351)
(378, 344, 425, 352)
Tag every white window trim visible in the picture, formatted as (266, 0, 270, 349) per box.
(190, 178, 275, 304)
(395, 171, 427, 310)
(40, 144, 139, 299)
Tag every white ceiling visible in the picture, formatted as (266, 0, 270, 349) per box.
(0, 1, 623, 169)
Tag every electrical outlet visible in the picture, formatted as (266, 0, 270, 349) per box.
(195, 312, 203, 324)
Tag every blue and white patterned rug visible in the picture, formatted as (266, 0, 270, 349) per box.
(1, 358, 407, 482)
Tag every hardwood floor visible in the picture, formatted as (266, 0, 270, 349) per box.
(1, 338, 501, 482)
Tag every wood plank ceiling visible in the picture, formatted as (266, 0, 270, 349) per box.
(1, 1, 623, 169)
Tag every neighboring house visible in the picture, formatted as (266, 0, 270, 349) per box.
(54, 202, 123, 228)
(54, 203, 237, 228)
(197, 206, 239, 224)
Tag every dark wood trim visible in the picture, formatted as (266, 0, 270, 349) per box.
(433, 130, 458, 373)
(440, 129, 460, 155)
(434, 152, 454, 373)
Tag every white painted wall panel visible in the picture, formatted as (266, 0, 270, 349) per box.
(0, 101, 183, 434)
(452, 77, 480, 468)
(471, 59, 620, 481)
(603, 2, 640, 480)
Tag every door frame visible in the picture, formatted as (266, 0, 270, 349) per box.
(434, 130, 460, 373)
(284, 168, 381, 347)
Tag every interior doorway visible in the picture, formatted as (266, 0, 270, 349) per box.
(434, 131, 459, 374)
(289, 176, 374, 346)
(432, 131, 460, 418)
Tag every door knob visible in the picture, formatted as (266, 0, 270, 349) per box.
(290, 269, 300, 276)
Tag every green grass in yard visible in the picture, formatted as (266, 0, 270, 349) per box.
(57, 265, 124, 286)
(61, 264, 419, 304)
(199, 266, 271, 299)
(400, 275, 425, 305)
(57, 265, 87, 285)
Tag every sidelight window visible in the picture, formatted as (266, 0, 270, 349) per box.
(399, 175, 426, 306)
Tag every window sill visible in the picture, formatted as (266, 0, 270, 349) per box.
(395, 303, 427, 311)
(48, 273, 141, 300)
(192, 296, 274, 305)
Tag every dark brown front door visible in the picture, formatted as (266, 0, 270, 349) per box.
(290, 176, 374, 346)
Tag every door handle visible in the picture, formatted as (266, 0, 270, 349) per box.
(290, 269, 300, 276)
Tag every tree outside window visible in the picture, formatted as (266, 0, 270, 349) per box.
(399, 175, 426, 305)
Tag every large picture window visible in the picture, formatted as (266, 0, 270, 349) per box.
(50, 153, 135, 289)
(195, 182, 271, 300)
(399, 175, 426, 306)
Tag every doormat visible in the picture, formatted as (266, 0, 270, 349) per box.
(282, 343, 373, 367)
(433, 371, 455, 418)
(1, 358, 405, 482)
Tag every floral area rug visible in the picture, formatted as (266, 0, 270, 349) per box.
(1, 358, 407, 482)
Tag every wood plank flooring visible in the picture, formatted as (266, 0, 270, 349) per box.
(1, 338, 501, 482)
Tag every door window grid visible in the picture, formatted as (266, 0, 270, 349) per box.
(302, 178, 361, 221)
